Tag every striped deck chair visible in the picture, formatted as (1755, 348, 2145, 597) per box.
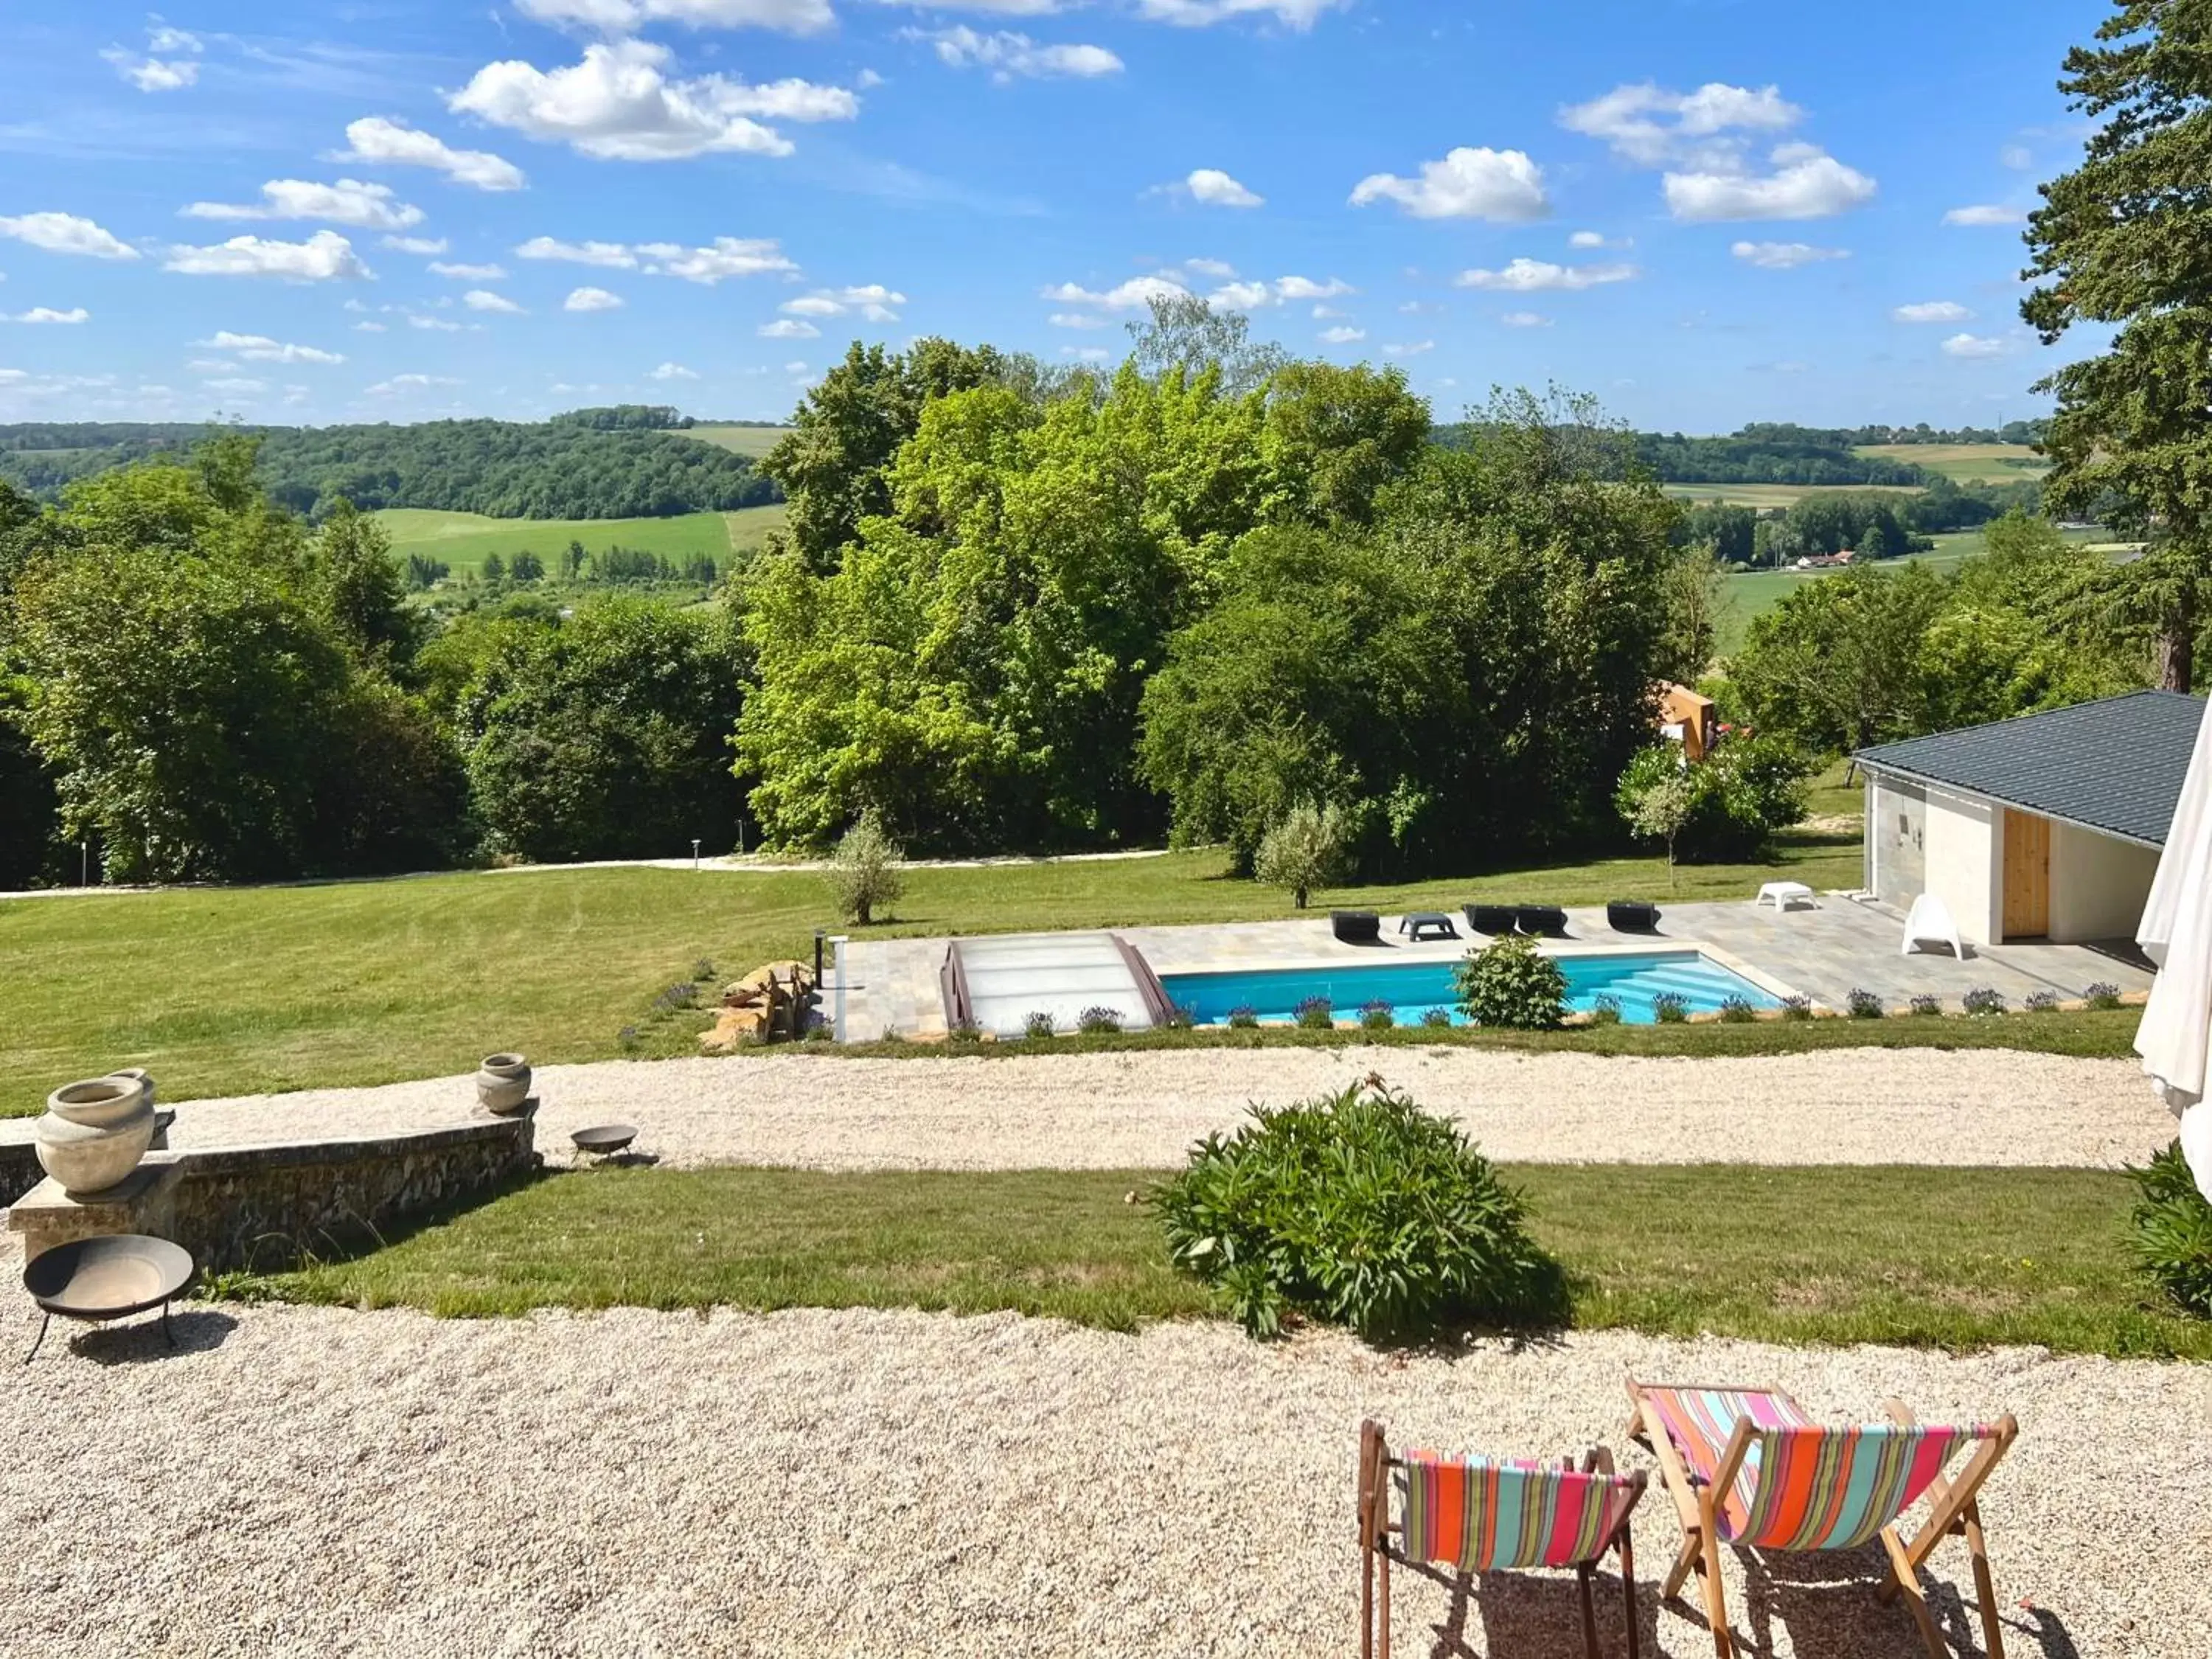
(1357, 1421, 1647, 1659)
(1624, 1378, 2018, 1659)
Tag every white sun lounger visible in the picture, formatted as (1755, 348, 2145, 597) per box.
(1900, 893, 1967, 959)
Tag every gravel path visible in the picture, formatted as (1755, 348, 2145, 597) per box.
(1, 1303, 2201, 1658)
(139, 1048, 2171, 1171)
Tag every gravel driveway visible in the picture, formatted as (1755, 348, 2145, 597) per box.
(1, 1304, 2202, 1658)
(145, 1047, 2173, 1171)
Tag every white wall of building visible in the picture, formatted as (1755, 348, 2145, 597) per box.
(1924, 788, 2000, 945)
(1866, 777, 1926, 909)
(2048, 819, 2160, 942)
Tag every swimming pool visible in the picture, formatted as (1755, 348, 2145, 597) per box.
(1156, 950, 1780, 1027)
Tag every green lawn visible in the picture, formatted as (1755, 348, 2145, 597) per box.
(247, 1162, 2208, 1360)
(372, 506, 787, 574)
(0, 835, 1873, 1114)
(682, 424, 792, 459)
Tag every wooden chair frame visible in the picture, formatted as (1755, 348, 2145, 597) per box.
(1358, 1421, 1646, 1659)
(1622, 1377, 2018, 1659)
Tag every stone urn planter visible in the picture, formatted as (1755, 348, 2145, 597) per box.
(475, 1053, 532, 1116)
(36, 1075, 157, 1197)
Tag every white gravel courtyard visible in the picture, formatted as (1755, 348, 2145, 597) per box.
(1, 1305, 2203, 1658)
(146, 1046, 2177, 1171)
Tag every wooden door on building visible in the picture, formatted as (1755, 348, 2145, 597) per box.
(2002, 809, 2051, 939)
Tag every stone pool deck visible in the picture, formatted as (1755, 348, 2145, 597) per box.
(839, 895, 2152, 1040)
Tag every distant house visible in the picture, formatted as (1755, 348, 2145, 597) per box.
(1855, 690, 2203, 945)
(1657, 681, 1717, 762)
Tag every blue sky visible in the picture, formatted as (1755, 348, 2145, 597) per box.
(0, 1, 2098, 432)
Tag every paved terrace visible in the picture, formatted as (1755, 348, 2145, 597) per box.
(838, 895, 2153, 1040)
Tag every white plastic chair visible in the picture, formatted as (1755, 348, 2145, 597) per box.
(1901, 894, 1966, 959)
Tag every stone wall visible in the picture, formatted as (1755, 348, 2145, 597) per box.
(7, 1116, 538, 1273)
(0, 1139, 40, 1208)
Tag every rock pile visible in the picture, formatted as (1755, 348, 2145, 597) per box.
(701, 960, 818, 1049)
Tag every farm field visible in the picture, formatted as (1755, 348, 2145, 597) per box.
(1662, 481, 1917, 509)
(373, 505, 788, 573)
(1713, 525, 2103, 655)
(684, 424, 792, 459)
(1854, 442, 2049, 484)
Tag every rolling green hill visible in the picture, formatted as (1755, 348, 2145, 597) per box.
(684, 424, 791, 459)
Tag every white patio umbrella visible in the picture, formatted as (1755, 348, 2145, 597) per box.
(2135, 691, 2212, 1200)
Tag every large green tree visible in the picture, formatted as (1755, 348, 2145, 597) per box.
(759, 338, 1015, 571)
(4, 445, 464, 882)
(2023, 0, 2212, 689)
(428, 596, 750, 862)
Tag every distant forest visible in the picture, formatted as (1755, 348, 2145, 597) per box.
(1433, 419, 2050, 487)
(0, 413, 780, 520)
(0, 410, 2042, 521)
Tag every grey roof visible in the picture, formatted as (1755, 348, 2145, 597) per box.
(1856, 690, 2206, 847)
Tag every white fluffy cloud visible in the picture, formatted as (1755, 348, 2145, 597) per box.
(1563, 82, 1874, 223)
(1499, 311, 1551, 328)
(182, 179, 425, 232)
(759, 318, 820, 338)
(102, 25, 203, 92)
(1042, 275, 1191, 310)
(1567, 230, 1608, 249)
(196, 330, 347, 364)
(1382, 340, 1434, 357)
(1317, 325, 1364, 344)
(563, 285, 625, 310)
(1182, 168, 1263, 208)
(333, 118, 526, 192)
(649, 361, 701, 380)
(367, 373, 462, 395)
(1183, 256, 1235, 278)
(518, 235, 796, 282)
(1731, 240, 1849, 269)
(917, 28, 1124, 78)
(384, 236, 449, 255)
(1665, 146, 1876, 221)
(164, 230, 370, 280)
(1203, 274, 1354, 311)
(0, 212, 139, 260)
(431, 262, 508, 280)
(464, 289, 524, 313)
(1893, 300, 1972, 324)
(1349, 147, 1548, 221)
(1454, 258, 1637, 292)
(1560, 81, 1801, 167)
(1137, 0, 1351, 24)
(451, 40, 855, 161)
(409, 315, 464, 332)
(1048, 312, 1106, 329)
(1941, 332, 2010, 358)
(518, 0, 834, 31)
(779, 283, 905, 321)
(518, 237, 637, 268)
(3, 307, 89, 324)
(1944, 204, 2025, 226)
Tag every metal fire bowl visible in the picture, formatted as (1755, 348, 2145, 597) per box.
(571, 1124, 639, 1155)
(22, 1234, 196, 1323)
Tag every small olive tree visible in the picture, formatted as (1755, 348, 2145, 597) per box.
(1616, 752, 1697, 889)
(829, 807, 905, 925)
(1253, 799, 1351, 909)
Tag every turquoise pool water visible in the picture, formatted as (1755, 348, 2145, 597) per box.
(1157, 950, 1780, 1027)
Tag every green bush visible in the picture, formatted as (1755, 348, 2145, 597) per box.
(1455, 933, 1567, 1029)
(1613, 735, 1812, 863)
(1252, 799, 1352, 909)
(1152, 1082, 1559, 1340)
(2127, 1141, 2212, 1318)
